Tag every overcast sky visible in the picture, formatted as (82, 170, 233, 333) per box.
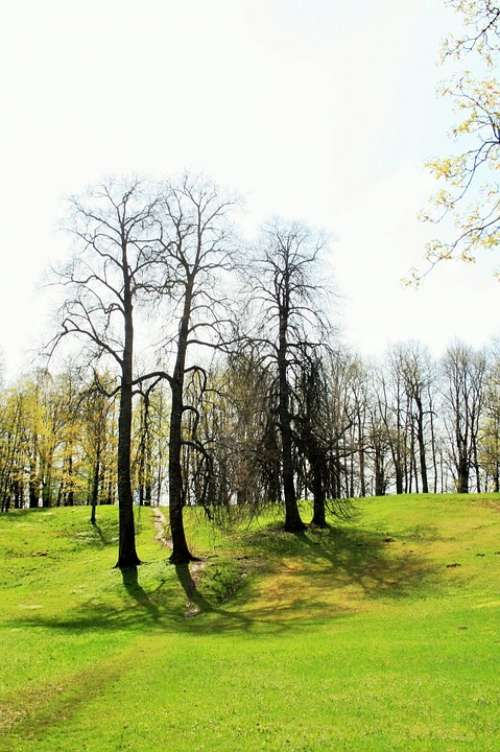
(1, 0, 498, 381)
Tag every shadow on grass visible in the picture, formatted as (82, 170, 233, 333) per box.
(90, 523, 111, 546)
(70, 521, 118, 549)
(243, 523, 439, 601)
(6, 521, 438, 638)
(6, 565, 295, 637)
(120, 566, 161, 621)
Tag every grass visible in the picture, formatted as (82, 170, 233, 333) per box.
(0, 494, 499, 751)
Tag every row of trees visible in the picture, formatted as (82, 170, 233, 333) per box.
(2, 330, 500, 552)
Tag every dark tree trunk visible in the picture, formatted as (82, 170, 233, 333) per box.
(358, 438, 366, 497)
(374, 448, 386, 496)
(395, 466, 404, 495)
(90, 450, 100, 525)
(472, 437, 481, 493)
(457, 454, 469, 494)
(168, 382, 195, 563)
(168, 283, 197, 564)
(66, 453, 74, 506)
(29, 446, 39, 508)
(29, 479, 38, 508)
(278, 321, 305, 533)
(115, 270, 141, 570)
(310, 452, 327, 527)
(429, 391, 438, 494)
(414, 396, 429, 493)
(13, 480, 21, 509)
(144, 392, 152, 506)
(42, 476, 52, 508)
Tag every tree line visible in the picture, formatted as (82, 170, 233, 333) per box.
(2, 341, 499, 520)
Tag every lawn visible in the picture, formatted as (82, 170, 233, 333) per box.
(0, 494, 498, 751)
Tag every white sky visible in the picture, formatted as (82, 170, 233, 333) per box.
(1, 0, 498, 381)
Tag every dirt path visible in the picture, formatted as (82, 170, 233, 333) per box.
(152, 508, 172, 549)
(151, 508, 206, 616)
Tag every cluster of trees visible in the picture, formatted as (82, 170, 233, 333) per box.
(3, 274, 500, 566)
(0, 368, 169, 517)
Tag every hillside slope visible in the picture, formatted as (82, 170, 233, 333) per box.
(0, 494, 499, 751)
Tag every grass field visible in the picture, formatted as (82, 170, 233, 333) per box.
(0, 494, 499, 751)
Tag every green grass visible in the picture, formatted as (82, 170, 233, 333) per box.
(0, 494, 499, 751)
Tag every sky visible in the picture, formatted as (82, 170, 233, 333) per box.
(1, 0, 498, 382)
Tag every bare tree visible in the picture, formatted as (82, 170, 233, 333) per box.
(398, 343, 435, 494)
(442, 343, 486, 493)
(244, 221, 331, 531)
(48, 180, 162, 568)
(150, 176, 238, 564)
(374, 355, 407, 495)
(294, 349, 354, 526)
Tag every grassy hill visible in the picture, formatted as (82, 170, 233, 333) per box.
(0, 494, 498, 751)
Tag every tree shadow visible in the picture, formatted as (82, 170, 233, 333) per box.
(172, 563, 309, 634)
(86, 523, 111, 546)
(175, 564, 213, 611)
(5, 521, 440, 639)
(6, 558, 328, 638)
(120, 566, 161, 621)
(243, 523, 439, 601)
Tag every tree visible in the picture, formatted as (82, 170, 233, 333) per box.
(480, 345, 500, 490)
(80, 372, 118, 524)
(418, 0, 499, 277)
(152, 176, 238, 564)
(441, 343, 486, 492)
(374, 353, 408, 495)
(294, 350, 354, 526)
(350, 357, 370, 497)
(49, 180, 162, 568)
(294, 353, 330, 527)
(245, 221, 330, 532)
(399, 343, 435, 494)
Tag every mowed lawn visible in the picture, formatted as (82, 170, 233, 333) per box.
(0, 494, 499, 751)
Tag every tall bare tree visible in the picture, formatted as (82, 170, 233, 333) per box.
(49, 180, 162, 568)
(150, 176, 238, 563)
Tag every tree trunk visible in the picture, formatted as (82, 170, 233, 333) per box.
(310, 452, 327, 527)
(278, 321, 305, 532)
(115, 276, 141, 569)
(358, 433, 366, 497)
(414, 397, 429, 493)
(457, 453, 469, 494)
(66, 452, 74, 506)
(168, 282, 197, 564)
(90, 451, 100, 525)
(429, 391, 438, 494)
(168, 382, 196, 563)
